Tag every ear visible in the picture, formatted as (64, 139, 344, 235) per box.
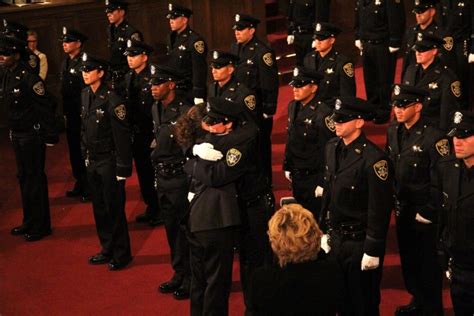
(414, 102, 423, 113)
(355, 118, 365, 129)
(225, 121, 234, 130)
(249, 28, 256, 36)
(168, 81, 176, 90)
(98, 70, 105, 79)
(227, 65, 235, 75)
(329, 37, 336, 45)
(309, 84, 318, 94)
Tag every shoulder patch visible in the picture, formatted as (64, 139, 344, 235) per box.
(443, 36, 453, 51)
(194, 40, 205, 54)
(226, 148, 242, 167)
(343, 63, 354, 78)
(32, 81, 45, 96)
(29, 55, 37, 68)
(435, 139, 450, 156)
(262, 52, 274, 67)
(324, 115, 335, 132)
(244, 95, 256, 111)
(450, 81, 461, 98)
(373, 160, 389, 181)
(114, 104, 127, 120)
(130, 32, 141, 41)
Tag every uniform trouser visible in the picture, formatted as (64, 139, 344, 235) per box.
(11, 131, 51, 234)
(65, 112, 87, 193)
(291, 172, 322, 220)
(396, 211, 443, 314)
(156, 174, 190, 285)
(87, 156, 131, 262)
(261, 118, 273, 184)
(450, 264, 474, 315)
(132, 132, 159, 218)
(187, 226, 238, 316)
(330, 232, 383, 316)
(294, 33, 313, 67)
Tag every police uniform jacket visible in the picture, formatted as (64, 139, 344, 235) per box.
(439, 0, 473, 53)
(402, 58, 461, 130)
(321, 134, 394, 257)
(386, 118, 449, 222)
(230, 36, 279, 116)
(107, 20, 142, 71)
(287, 0, 331, 35)
(184, 124, 257, 233)
(303, 49, 356, 103)
(80, 83, 132, 177)
(355, 0, 406, 47)
(167, 26, 207, 99)
(1, 63, 57, 143)
(60, 51, 86, 116)
(284, 96, 335, 178)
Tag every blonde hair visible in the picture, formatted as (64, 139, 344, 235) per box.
(268, 204, 322, 267)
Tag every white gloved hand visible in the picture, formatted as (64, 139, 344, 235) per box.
(187, 192, 195, 202)
(263, 113, 273, 119)
(194, 98, 204, 105)
(116, 176, 126, 181)
(284, 171, 292, 182)
(314, 186, 324, 197)
(468, 53, 474, 63)
(45, 143, 55, 147)
(361, 253, 380, 271)
(415, 213, 432, 224)
(446, 269, 452, 281)
(355, 40, 363, 51)
(85, 158, 89, 167)
(192, 143, 223, 161)
(389, 46, 400, 53)
(321, 234, 331, 253)
(311, 40, 316, 48)
(287, 35, 294, 45)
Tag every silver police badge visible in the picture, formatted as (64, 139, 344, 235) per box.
(3, 19, 7, 28)
(393, 85, 400, 95)
(82, 53, 88, 62)
(454, 111, 463, 124)
(63, 27, 67, 35)
(213, 51, 219, 60)
(335, 99, 342, 110)
(293, 67, 299, 77)
(127, 39, 132, 48)
(235, 14, 240, 22)
(150, 65, 156, 75)
(417, 33, 423, 42)
(316, 23, 321, 32)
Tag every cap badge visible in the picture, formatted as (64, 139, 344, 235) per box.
(168, 3, 172, 11)
(393, 85, 400, 95)
(63, 27, 67, 35)
(335, 99, 342, 110)
(150, 65, 156, 75)
(127, 39, 132, 48)
(3, 19, 7, 28)
(293, 67, 299, 77)
(105, 0, 109, 5)
(82, 53, 88, 62)
(417, 33, 423, 42)
(206, 102, 211, 113)
(415, 0, 420, 5)
(316, 23, 321, 32)
(454, 111, 463, 124)
(213, 51, 219, 59)
(235, 14, 240, 22)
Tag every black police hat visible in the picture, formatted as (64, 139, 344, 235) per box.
(233, 14, 260, 30)
(80, 53, 109, 72)
(124, 39, 153, 56)
(105, 0, 128, 13)
(0, 34, 26, 55)
(202, 97, 243, 125)
(391, 84, 429, 107)
(313, 22, 341, 40)
(413, 0, 438, 14)
(149, 64, 183, 85)
(210, 50, 240, 68)
(2, 19, 29, 42)
(413, 32, 445, 52)
(447, 111, 474, 139)
(332, 97, 374, 123)
(60, 27, 88, 43)
(166, 3, 193, 19)
(289, 67, 323, 88)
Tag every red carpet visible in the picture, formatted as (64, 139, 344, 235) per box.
(0, 62, 455, 315)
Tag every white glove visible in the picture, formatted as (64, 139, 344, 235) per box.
(314, 186, 324, 197)
(311, 40, 316, 48)
(361, 253, 380, 271)
(45, 143, 55, 147)
(446, 269, 452, 281)
(284, 171, 292, 182)
(116, 176, 126, 181)
(415, 213, 432, 224)
(263, 113, 273, 119)
(85, 158, 89, 167)
(389, 46, 400, 53)
(194, 98, 204, 105)
(187, 192, 195, 202)
(468, 53, 474, 63)
(287, 35, 294, 45)
(192, 143, 223, 161)
(321, 234, 331, 253)
(355, 40, 363, 51)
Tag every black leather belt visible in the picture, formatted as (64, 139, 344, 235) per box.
(292, 169, 318, 176)
(362, 39, 387, 45)
(330, 222, 366, 241)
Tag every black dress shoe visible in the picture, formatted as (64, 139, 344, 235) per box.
(173, 286, 190, 300)
(11, 225, 28, 236)
(88, 253, 111, 265)
(24, 229, 52, 242)
(108, 257, 132, 271)
(395, 301, 420, 315)
(159, 278, 182, 293)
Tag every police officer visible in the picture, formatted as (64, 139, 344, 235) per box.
(1, 35, 58, 242)
(402, 33, 462, 131)
(166, 3, 208, 104)
(283, 67, 335, 219)
(355, 0, 406, 123)
(231, 14, 279, 183)
(123, 40, 161, 226)
(320, 97, 394, 316)
(185, 97, 257, 316)
(80, 53, 133, 271)
(287, 0, 331, 66)
(386, 84, 448, 316)
(149, 65, 192, 300)
(303, 22, 356, 104)
(438, 110, 474, 315)
(105, 0, 142, 90)
(60, 27, 90, 202)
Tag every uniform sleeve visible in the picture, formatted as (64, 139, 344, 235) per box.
(191, 38, 208, 99)
(339, 58, 356, 97)
(28, 77, 58, 144)
(80, 89, 88, 158)
(315, 0, 331, 22)
(387, 0, 406, 47)
(287, 0, 295, 34)
(283, 102, 293, 171)
(440, 76, 461, 131)
(258, 48, 279, 115)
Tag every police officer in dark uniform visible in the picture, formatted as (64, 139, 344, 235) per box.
(123, 40, 161, 226)
(148, 65, 192, 300)
(355, 0, 406, 123)
(166, 3, 208, 104)
(303, 22, 356, 104)
(60, 27, 90, 202)
(438, 110, 474, 315)
(402, 33, 462, 131)
(386, 84, 448, 316)
(1, 35, 58, 241)
(283, 67, 335, 219)
(105, 0, 142, 90)
(185, 97, 258, 316)
(320, 97, 394, 316)
(287, 0, 331, 66)
(80, 53, 133, 271)
(231, 14, 279, 183)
